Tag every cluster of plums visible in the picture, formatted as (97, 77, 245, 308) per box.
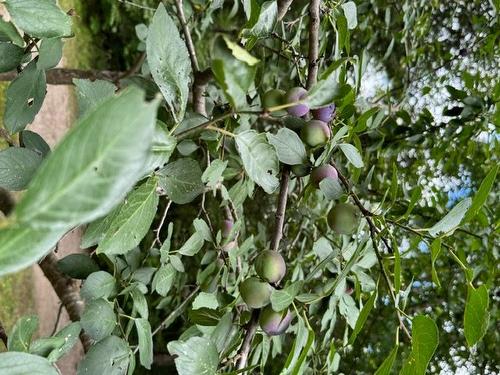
(239, 250, 293, 336)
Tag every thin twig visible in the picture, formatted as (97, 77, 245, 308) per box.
(117, 0, 156, 11)
(152, 200, 172, 247)
(271, 169, 291, 252)
(277, 0, 294, 21)
(50, 303, 65, 336)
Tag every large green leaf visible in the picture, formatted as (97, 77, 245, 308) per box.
(464, 285, 490, 347)
(167, 336, 219, 375)
(270, 281, 302, 311)
(8, 315, 39, 352)
(235, 130, 279, 194)
(375, 345, 398, 375)
(0, 147, 43, 190)
(135, 318, 153, 370)
(4, 0, 72, 38)
(267, 128, 307, 165)
(157, 158, 204, 204)
(243, 1, 277, 38)
(37, 38, 63, 70)
(147, 4, 191, 121)
(4, 61, 47, 134)
(400, 315, 439, 375)
(428, 198, 472, 237)
(15, 87, 159, 229)
(80, 271, 117, 301)
(77, 336, 130, 375)
(464, 165, 498, 223)
(73, 79, 116, 118)
(0, 352, 58, 375)
(0, 225, 65, 277)
(46, 322, 82, 363)
(143, 122, 176, 175)
(212, 39, 257, 109)
(97, 178, 159, 255)
(80, 299, 117, 342)
(152, 264, 176, 296)
(0, 42, 24, 72)
(339, 143, 364, 168)
(0, 18, 24, 46)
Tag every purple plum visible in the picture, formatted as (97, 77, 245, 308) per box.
(312, 104, 336, 123)
(285, 87, 309, 117)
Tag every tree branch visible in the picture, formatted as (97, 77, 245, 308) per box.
(0, 69, 123, 85)
(38, 253, 92, 352)
(277, 0, 294, 21)
(306, 0, 321, 89)
(174, 0, 209, 116)
(270, 169, 291, 252)
(236, 310, 259, 370)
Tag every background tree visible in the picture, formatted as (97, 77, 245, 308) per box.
(0, 0, 497, 374)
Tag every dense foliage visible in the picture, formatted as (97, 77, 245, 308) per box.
(0, 0, 498, 374)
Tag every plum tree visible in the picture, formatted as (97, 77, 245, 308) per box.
(328, 203, 360, 234)
(310, 164, 338, 186)
(259, 306, 293, 336)
(300, 120, 331, 147)
(312, 104, 336, 123)
(284, 87, 309, 117)
(239, 277, 272, 308)
(254, 250, 286, 284)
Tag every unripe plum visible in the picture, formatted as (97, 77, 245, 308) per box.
(310, 165, 338, 187)
(285, 87, 309, 117)
(254, 250, 286, 284)
(312, 104, 336, 123)
(259, 306, 293, 336)
(291, 164, 310, 177)
(301, 120, 331, 147)
(328, 203, 360, 234)
(262, 89, 285, 109)
(239, 277, 272, 308)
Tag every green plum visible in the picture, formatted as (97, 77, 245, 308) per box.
(254, 250, 286, 284)
(239, 277, 272, 308)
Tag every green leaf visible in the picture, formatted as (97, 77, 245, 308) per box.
(46, 322, 82, 363)
(375, 345, 398, 375)
(202, 159, 228, 187)
(0, 42, 24, 73)
(306, 63, 349, 108)
(0, 352, 58, 375)
(169, 254, 185, 272)
(271, 281, 302, 311)
(8, 315, 39, 352)
(222, 36, 260, 66)
(348, 292, 376, 345)
(73, 79, 116, 118)
(152, 264, 176, 296)
(267, 128, 307, 165)
(167, 336, 219, 375)
(29, 337, 65, 358)
(178, 232, 204, 256)
(400, 315, 439, 375)
(147, 4, 191, 121)
(428, 198, 472, 237)
(15, 87, 159, 229)
(130, 287, 149, 319)
(97, 178, 159, 255)
(464, 285, 490, 347)
(158, 158, 204, 204)
(243, 1, 277, 38)
(57, 254, 99, 279)
(210, 312, 234, 353)
(5, 0, 72, 38)
(143, 122, 176, 175)
(20, 130, 51, 157)
(430, 239, 442, 288)
(81, 299, 117, 342)
(235, 130, 279, 194)
(212, 40, 256, 109)
(37, 38, 63, 70)
(464, 166, 498, 222)
(319, 178, 343, 200)
(4, 61, 47, 134)
(341, 1, 358, 29)
(339, 143, 364, 168)
(80, 271, 117, 301)
(77, 336, 130, 375)
(80, 206, 120, 248)
(282, 314, 315, 374)
(0, 147, 43, 190)
(0, 225, 65, 277)
(0, 18, 24, 46)
(135, 318, 153, 369)
(189, 307, 224, 326)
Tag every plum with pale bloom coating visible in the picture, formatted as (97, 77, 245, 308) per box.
(259, 306, 293, 336)
(301, 120, 331, 147)
(262, 89, 285, 110)
(254, 250, 286, 284)
(310, 165, 338, 186)
(239, 277, 272, 308)
(285, 87, 309, 117)
(312, 104, 336, 122)
(328, 203, 360, 234)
